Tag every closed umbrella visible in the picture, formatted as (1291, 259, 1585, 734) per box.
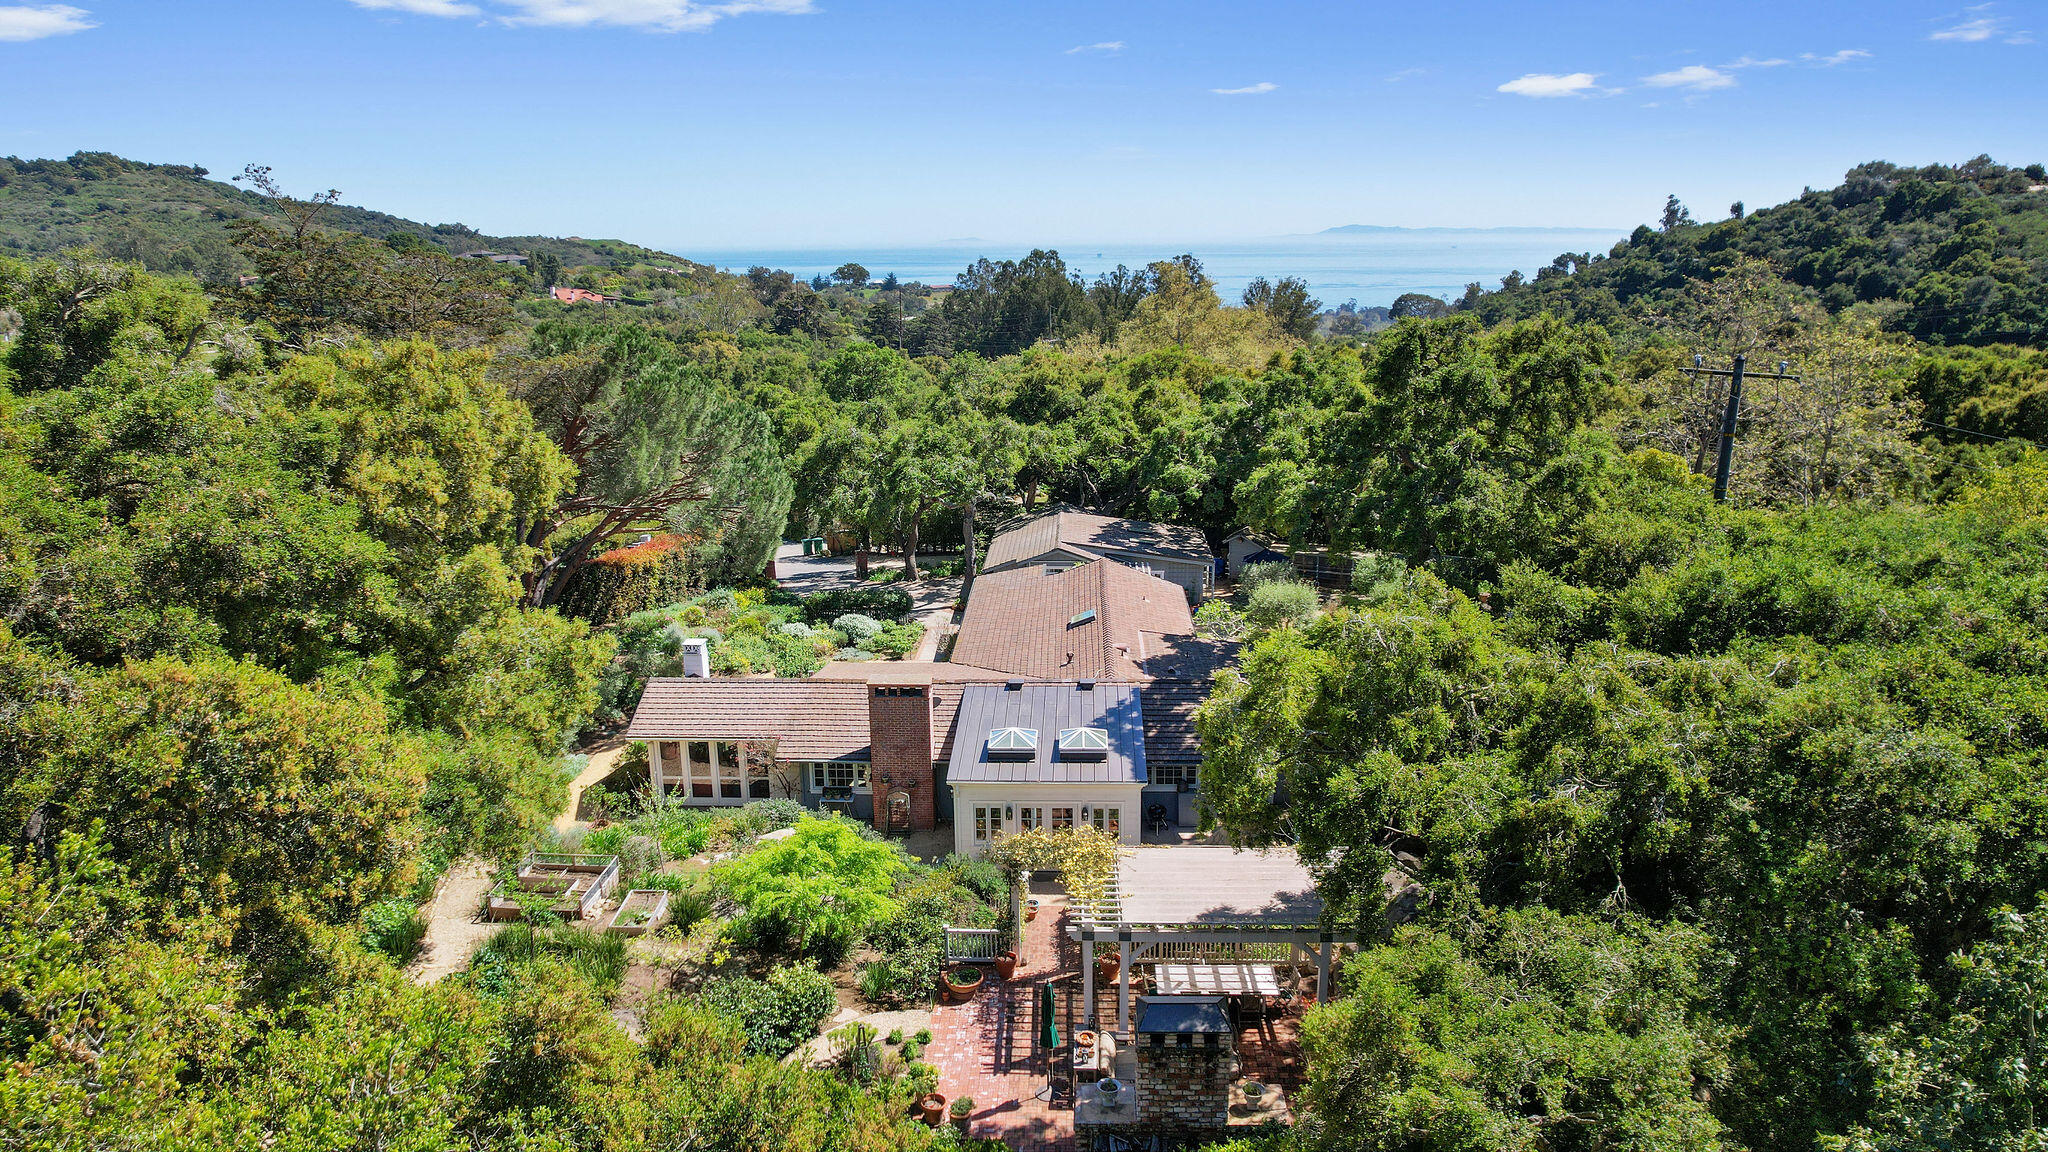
(1034, 981, 1061, 1101)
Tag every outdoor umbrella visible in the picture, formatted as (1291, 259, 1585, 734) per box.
(1035, 981, 1061, 1101)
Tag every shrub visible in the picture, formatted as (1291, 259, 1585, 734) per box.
(832, 613, 884, 644)
(899, 1039, 921, 1061)
(836, 648, 876, 662)
(716, 818, 906, 960)
(744, 797, 808, 833)
(779, 621, 815, 639)
(942, 855, 1008, 903)
(886, 1027, 904, 1046)
(1350, 551, 1410, 600)
(361, 898, 426, 962)
(472, 922, 628, 993)
(1193, 600, 1248, 639)
(867, 620, 925, 657)
(1238, 560, 1297, 591)
(858, 960, 897, 1006)
(1244, 579, 1320, 631)
(699, 963, 837, 1058)
(581, 825, 628, 856)
(801, 585, 912, 623)
(914, 1027, 932, 1045)
(617, 834, 664, 877)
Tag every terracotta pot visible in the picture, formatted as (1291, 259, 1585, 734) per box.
(994, 951, 1018, 981)
(951, 1112, 971, 1133)
(1024, 900, 1039, 922)
(945, 967, 984, 1002)
(1097, 954, 1121, 983)
(917, 1093, 946, 1126)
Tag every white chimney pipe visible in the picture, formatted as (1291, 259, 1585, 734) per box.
(681, 637, 711, 678)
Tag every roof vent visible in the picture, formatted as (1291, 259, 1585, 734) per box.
(1057, 727, 1110, 759)
(987, 727, 1039, 757)
(1068, 609, 1097, 627)
(1005, 679, 1025, 691)
(1076, 678, 1097, 690)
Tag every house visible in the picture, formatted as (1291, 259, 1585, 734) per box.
(1221, 528, 1287, 580)
(458, 250, 530, 266)
(983, 510, 1215, 598)
(947, 681, 1148, 855)
(623, 520, 1232, 841)
(551, 286, 612, 304)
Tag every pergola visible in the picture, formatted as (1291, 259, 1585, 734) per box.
(1068, 846, 1360, 1034)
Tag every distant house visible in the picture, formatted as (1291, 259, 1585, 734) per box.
(983, 510, 1215, 598)
(458, 251, 530, 266)
(551, 286, 612, 304)
(1221, 528, 1287, 580)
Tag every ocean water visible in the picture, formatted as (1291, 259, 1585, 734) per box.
(682, 229, 1627, 310)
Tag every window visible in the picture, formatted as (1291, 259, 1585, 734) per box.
(1151, 763, 1199, 790)
(689, 740, 714, 798)
(807, 762, 871, 792)
(1057, 727, 1110, 758)
(747, 754, 771, 799)
(1017, 805, 1044, 833)
(1049, 806, 1075, 831)
(717, 742, 743, 799)
(988, 727, 1039, 755)
(1091, 806, 1121, 836)
(972, 805, 998, 844)
(658, 741, 681, 778)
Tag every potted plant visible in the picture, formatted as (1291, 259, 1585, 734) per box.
(1096, 951, 1121, 983)
(1024, 897, 1040, 922)
(949, 1096, 974, 1133)
(944, 965, 985, 1002)
(994, 950, 1018, 981)
(1243, 1081, 1268, 1106)
(917, 1091, 946, 1126)
(1097, 1078, 1122, 1105)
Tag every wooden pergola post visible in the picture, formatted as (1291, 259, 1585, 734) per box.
(1116, 939, 1132, 1035)
(1081, 930, 1097, 1027)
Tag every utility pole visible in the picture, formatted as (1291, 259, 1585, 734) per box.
(1679, 354, 1800, 503)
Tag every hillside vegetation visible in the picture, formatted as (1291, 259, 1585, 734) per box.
(1, 154, 2046, 1152)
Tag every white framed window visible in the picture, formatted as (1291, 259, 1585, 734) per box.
(1017, 805, 1044, 833)
(806, 762, 871, 792)
(1090, 806, 1121, 836)
(972, 805, 998, 844)
(1049, 806, 1075, 831)
(1151, 763, 1199, 790)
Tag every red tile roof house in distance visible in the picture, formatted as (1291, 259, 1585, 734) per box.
(983, 510, 1216, 598)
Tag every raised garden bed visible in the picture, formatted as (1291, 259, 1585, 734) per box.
(605, 889, 671, 936)
(486, 853, 620, 921)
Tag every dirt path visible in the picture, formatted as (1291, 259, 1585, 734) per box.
(409, 858, 498, 984)
(557, 738, 628, 833)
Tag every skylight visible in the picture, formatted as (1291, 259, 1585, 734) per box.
(1057, 727, 1110, 758)
(1069, 609, 1098, 626)
(987, 727, 1040, 755)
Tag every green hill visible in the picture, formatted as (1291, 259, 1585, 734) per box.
(0, 151, 707, 284)
(1464, 156, 2048, 346)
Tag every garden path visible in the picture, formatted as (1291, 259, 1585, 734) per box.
(556, 738, 628, 833)
(408, 858, 497, 984)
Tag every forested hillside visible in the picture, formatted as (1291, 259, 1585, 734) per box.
(2, 155, 2046, 1152)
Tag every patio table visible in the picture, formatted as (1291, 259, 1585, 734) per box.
(1152, 962, 1286, 998)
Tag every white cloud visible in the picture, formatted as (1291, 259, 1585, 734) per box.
(1211, 81, 1277, 95)
(0, 4, 95, 40)
(1931, 15, 1999, 41)
(1723, 55, 1788, 68)
(1383, 66, 1427, 83)
(346, 0, 815, 32)
(1065, 40, 1122, 54)
(1931, 6, 2030, 43)
(1642, 63, 1736, 91)
(1496, 72, 1600, 98)
(1802, 48, 1872, 65)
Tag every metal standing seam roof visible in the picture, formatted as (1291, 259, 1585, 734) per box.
(983, 511, 1213, 572)
(947, 683, 1148, 785)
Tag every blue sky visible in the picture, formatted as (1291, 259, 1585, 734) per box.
(1, 0, 2040, 248)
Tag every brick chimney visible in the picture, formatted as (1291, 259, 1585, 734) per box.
(866, 671, 936, 833)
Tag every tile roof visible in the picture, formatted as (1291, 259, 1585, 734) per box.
(626, 679, 873, 760)
(983, 511, 1212, 572)
(947, 560, 1196, 681)
(1139, 679, 1207, 764)
(947, 683, 1147, 785)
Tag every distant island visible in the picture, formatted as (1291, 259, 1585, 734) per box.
(1318, 223, 1621, 235)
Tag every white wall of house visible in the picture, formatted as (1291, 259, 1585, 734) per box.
(950, 781, 1146, 856)
(1103, 550, 1211, 598)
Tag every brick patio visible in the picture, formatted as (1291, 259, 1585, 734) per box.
(926, 889, 1311, 1151)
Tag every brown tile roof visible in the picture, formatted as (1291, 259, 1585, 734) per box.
(947, 561, 1196, 681)
(626, 679, 873, 761)
(983, 511, 1212, 572)
(1139, 679, 1207, 764)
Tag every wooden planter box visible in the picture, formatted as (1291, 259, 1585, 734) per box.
(605, 889, 671, 937)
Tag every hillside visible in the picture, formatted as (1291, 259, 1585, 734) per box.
(0, 151, 708, 284)
(1464, 156, 2048, 346)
